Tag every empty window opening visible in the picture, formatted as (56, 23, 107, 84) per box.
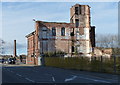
(79, 5, 81, 14)
(42, 27, 47, 31)
(75, 19, 79, 28)
(71, 32, 74, 36)
(52, 27, 56, 36)
(70, 28, 74, 36)
(61, 27, 65, 36)
(72, 46, 75, 52)
(75, 7, 79, 15)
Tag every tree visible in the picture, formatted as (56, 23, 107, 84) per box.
(0, 39, 5, 54)
(96, 34, 118, 48)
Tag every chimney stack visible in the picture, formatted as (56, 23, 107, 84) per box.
(14, 40, 16, 57)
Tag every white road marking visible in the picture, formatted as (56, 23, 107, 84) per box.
(32, 70, 38, 73)
(36, 81, 52, 83)
(5, 69, 13, 73)
(25, 78, 35, 83)
(65, 75, 77, 82)
(6, 69, 9, 71)
(93, 79, 111, 83)
(71, 72, 116, 83)
(77, 76, 111, 83)
(7, 69, 35, 83)
(45, 74, 52, 76)
(52, 76, 55, 82)
(16, 73, 22, 77)
(45, 74, 55, 82)
(10, 70, 13, 73)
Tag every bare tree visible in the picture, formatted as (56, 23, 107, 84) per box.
(96, 34, 120, 55)
(0, 39, 5, 54)
(96, 34, 118, 48)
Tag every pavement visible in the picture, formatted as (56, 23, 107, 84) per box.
(2, 63, 36, 67)
(1, 65, 120, 84)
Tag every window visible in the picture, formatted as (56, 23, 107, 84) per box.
(31, 40, 32, 48)
(52, 27, 56, 36)
(42, 27, 47, 38)
(75, 19, 79, 28)
(61, 27, 65, 36)
(75, 7, 79, 15)
(42, 32, 47, 38)
(70, 28, 74, 36)
(72, 46, 75, 52)
(71, 19, 73, 23)
(70, 32, 74, 36)
(79, 5, 81, 14)
(42, 27, 47, 31)
(28, 40, 29, 49)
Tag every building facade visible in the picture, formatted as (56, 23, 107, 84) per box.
(26, 4, 95, 65)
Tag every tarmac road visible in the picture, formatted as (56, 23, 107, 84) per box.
(1, 65, 120, 84)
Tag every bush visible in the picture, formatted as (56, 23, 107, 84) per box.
(102, 59, 114, 73)
(45, 57, 90, 71)
(44, 56, 120, 74)
(90, 60, 101, 72)
(43, 51, 66, 57)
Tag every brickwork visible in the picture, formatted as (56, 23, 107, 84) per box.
(26, 4, 95, 65)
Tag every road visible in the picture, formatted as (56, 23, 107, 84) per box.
(1, 65, 120, 84)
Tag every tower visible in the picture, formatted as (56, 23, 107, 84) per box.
(70, 4, 92, 56)
(70, 4, 90, 28)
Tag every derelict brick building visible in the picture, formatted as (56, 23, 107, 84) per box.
(26, 4, 95, 65)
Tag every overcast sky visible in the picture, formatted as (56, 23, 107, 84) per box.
(1, 2, 118, 55)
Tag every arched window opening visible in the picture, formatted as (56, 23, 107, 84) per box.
(61, 27, 65, 36)
(52, 27, 56, 36)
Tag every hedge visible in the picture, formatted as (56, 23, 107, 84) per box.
(44, 57, 120, 74)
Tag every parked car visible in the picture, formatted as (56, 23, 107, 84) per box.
(0, 59, 3, 63)
(0, 58, 5, 63)
(2, 58, 5, 63)
(8, 57, 16, 64)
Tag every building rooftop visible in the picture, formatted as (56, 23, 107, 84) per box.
(36, 20, 73, 24)
(71, 4, 90, 8)
(25, 31, 36, 38)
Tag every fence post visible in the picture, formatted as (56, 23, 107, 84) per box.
(100, 56, 103, 72)
(113, 55, 116, 74)
(41, 57, 45, 66)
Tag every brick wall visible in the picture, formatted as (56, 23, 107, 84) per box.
(26, 4, 96, 65)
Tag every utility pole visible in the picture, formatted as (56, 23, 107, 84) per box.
(100, 56, 103, 72)
(113, 55, 116, 74)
